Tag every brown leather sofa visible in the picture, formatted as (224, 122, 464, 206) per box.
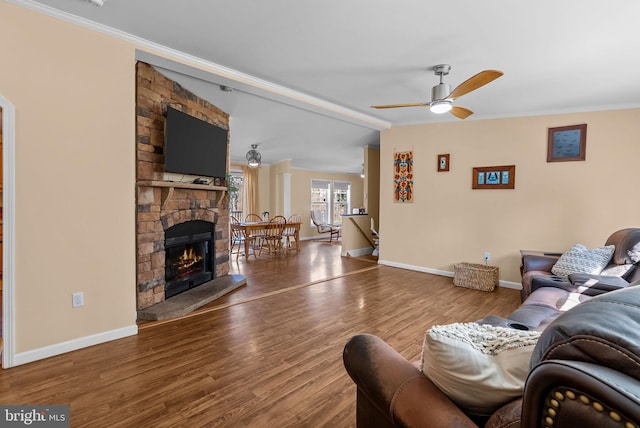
(512, 228, 640, 330)
(520, 228, 640, 301)
(344, 283, 640, 427)
(343, 228, 640, 427)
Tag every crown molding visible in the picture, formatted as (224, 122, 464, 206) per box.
(9, 0, 391, 131)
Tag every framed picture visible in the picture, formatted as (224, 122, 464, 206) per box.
(547, 124, 587, 162)
(472, 165, 515, 189)
(437, 154, 450, 172)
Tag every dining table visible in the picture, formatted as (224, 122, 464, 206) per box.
(232, 221, 301, 258)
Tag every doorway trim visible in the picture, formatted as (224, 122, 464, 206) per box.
(1, 95, 15, 368)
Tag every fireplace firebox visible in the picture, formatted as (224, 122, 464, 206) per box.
(164, 220, 215, 299)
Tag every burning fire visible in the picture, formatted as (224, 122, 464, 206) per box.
(181, 247, 196, 262)
(173, 246, 204, 276)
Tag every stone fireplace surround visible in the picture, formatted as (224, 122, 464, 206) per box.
(135, 61, 231, 312)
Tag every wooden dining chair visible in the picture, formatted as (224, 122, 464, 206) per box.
(283, 213, 301, 252)
(245, 213, 262, 222)
(244, 213, 265, 249)
(259, 215, 286, 256)
(231, 215, 256, 260)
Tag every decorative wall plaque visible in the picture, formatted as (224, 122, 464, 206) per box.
(472, 165, 515, 189)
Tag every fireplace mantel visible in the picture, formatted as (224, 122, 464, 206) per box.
(137, 180, 227, 192)
(137, 180, 227, 210)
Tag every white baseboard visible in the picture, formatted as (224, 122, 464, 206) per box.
(496, 280, 522, 290)
(378, 259, 522, 290)
(341, 247, 374, 257)
(11, 325, 138, 367)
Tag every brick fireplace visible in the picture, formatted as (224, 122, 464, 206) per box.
(135, 62, 231, 311)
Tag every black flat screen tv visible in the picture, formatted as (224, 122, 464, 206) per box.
(164, 106, 228, 178)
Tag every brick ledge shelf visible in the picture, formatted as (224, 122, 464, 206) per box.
(137, 180, 227, 210)
(137, 180, 228, 192)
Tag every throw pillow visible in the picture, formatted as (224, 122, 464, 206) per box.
(599, 264, 634, 278)
(421, 322, 541, 415)
(551, 244, 615, 279)
(629, 243, 640, 264)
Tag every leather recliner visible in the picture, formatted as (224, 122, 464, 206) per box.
(510, 228, 640, 331)
(520, 228, 640, 301)
(343, 284, 640, 428)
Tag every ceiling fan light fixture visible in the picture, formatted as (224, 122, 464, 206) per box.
(370, 64, 502, 120)
(430, 100, 453, 114)
(246, 144, 261, 168)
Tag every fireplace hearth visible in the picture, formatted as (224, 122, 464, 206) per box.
(164, 220, 215, 299)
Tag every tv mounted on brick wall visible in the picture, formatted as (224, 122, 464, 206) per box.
(164, 106, 228, 179)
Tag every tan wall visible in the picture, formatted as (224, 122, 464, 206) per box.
(380, 109, 640, 284)
(1, 3, 137, 351)
(341, 214, 373, 256)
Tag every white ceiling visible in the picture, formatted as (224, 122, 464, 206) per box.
(18, 0, 640, 174)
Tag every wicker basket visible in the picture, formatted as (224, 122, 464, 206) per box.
(453, 262, 499, 292)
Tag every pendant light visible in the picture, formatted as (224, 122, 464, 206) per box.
(246, 144, 261, 168)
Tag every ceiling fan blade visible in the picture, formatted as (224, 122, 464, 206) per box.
(371, 103, 427, 109)
(450, 106, 473, 120)
(446, 70, 503, 100)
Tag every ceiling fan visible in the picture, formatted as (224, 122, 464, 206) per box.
(371, 64, 503, 119)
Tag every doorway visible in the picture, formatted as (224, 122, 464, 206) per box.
(0, 106, 3, 359)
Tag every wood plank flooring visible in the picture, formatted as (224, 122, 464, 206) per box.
(0, 240, 521, 427)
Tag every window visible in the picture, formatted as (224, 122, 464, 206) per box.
(311, 179, 330, 224)
(228, 170, 244, 220)
(311, 179, 351, 225)
(332, 181, 351, 224)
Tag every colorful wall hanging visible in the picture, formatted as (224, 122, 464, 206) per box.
(393, 151, 414, 203)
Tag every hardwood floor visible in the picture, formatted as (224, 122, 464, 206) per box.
(0, 240, 521, 427)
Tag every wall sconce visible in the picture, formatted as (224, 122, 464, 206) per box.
(246, 144, 261, 168)
(360, 163, 365, 178)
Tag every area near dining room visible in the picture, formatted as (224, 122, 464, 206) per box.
(133, 60, 379, 327)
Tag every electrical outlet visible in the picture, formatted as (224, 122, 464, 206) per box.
(72, 292, 84, 308)
(483, 252, 491, 262)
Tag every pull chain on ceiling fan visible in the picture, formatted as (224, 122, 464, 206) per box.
(371, 64, 503, 120)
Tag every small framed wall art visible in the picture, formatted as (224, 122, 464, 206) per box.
(472, 165, 516, 189)
(437, 154, 450, 172)
(547, 124, 587, 162)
